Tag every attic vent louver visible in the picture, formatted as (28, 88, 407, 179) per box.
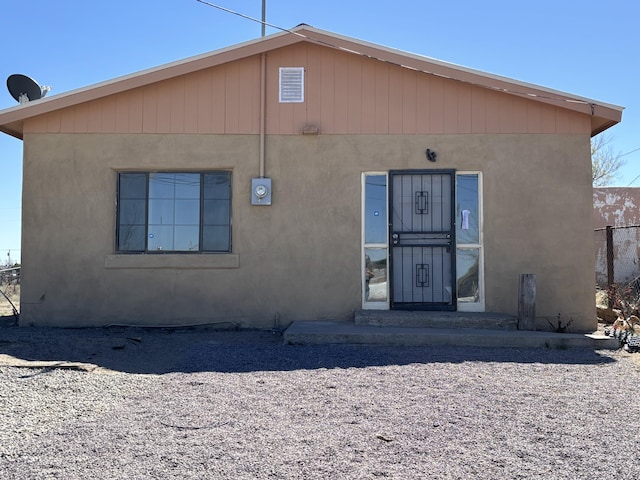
(279, 67, 304, 103)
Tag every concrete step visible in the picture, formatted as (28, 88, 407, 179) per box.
(283, 320, 619, 349)
(355, 310, 518, 330)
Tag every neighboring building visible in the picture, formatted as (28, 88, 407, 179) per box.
(594, 188, 640, 228)
(0, 26, 623, 331)
(594, 188, 640, 287)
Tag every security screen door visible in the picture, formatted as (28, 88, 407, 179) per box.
(389, 170, 456, 310)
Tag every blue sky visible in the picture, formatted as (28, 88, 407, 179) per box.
(1, 0, 638, 263)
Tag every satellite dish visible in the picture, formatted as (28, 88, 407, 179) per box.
(7, 74, 51, 104)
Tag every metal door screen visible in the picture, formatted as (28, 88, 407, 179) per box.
(390, 171, 456, 310)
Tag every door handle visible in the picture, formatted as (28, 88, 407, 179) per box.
(392, 233, 399, 245)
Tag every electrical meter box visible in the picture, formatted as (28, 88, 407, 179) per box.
(251, 177, 272, 205)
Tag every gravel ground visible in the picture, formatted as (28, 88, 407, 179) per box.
(1, 325, 639, 479)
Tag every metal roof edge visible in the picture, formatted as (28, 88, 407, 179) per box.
(295, 26, 624, 120)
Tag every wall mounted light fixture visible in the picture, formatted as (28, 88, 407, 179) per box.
(425, 149, 437, 162)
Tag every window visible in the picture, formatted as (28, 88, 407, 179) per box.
(362, 173, 388, 308)
(117, 172, 231, 253)
(456, 173, 483, 310)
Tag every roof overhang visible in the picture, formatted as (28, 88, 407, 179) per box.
(0, 25, 623, 140)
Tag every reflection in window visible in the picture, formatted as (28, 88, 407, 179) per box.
(457, 249, 479, 303)
(148, 173, 200, 251)
(456, 174, 479, 244)
(365, 175, 387, 244)
(365, 248, 387, 302)
(456, 173, 481, 306)
(117, 172, 231, 253)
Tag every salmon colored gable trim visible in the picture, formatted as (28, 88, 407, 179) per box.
(0, 25, 623, 139)
(16, 42, 593, 137)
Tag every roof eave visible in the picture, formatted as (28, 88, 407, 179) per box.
(591, 116, 622, 137)
(0, 120, 23, 140)
(0, 28, 301, 138)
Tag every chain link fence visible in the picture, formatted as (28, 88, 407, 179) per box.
(595, 225, 640, 313)
(0, 266, 20, 285)
(0, 266, 20, 319)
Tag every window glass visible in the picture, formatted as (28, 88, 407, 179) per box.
(148, 225, 175, 251)
(174, 173, 200, 199)
(364, 247, 388, 302)
(204, 172, 231, 199)
(457, 248, 480, 303)
(202, 226, 230, 251)
(118, 225, 146, 251)
(119, 173, 146, 199)
(174, 226, 200, 251)
(202, 173, 232, 252)
(148, 199, 174, 226)
(456, 174, 479, 244)
(174, 199, 200, 225)
(117, 171, 231, 253)
(203, 200, 230, 225)
(365, 175, 387, 244)
(118, 174, 147, 251)
(149, 173, 178, 199)
(118, 199, 145, 225)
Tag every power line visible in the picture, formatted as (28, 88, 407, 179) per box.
(626, 173, 640, 186)
(620, 147, 640, 158)
(196, 0, 302, 37)
(195, 1, 612, 112)
(621, 149, 640, 185)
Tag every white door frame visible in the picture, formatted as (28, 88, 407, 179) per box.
(361, 170, 484, 311)
(361, 172, 390, 310)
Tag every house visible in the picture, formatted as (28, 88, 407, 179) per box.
(0, 26, 623, 331)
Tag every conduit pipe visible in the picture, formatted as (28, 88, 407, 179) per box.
(259, 52, 266, 178)
(259, 0, 267, 178)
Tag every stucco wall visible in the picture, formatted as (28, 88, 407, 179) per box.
(593, 188, 640, 286)
(593, 188, 640, 228)
(20, 132, 595, 331)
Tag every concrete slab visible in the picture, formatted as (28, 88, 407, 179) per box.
(283, 320, 619, 349)
(355, 310, 518, 329)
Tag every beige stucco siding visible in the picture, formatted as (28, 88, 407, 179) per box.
(20, 132, 595, 330)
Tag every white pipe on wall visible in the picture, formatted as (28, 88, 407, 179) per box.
(259, 52, 266, 178)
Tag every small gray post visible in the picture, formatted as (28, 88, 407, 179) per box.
(518, 274, 536, 331)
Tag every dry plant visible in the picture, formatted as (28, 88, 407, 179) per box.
(607, 280, 640, 319)
(0, 277, 20, 318)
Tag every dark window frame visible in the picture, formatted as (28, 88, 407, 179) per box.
(116, 171, 232, 254)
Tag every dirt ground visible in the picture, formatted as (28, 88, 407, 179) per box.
(0, 323, 283, 374)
